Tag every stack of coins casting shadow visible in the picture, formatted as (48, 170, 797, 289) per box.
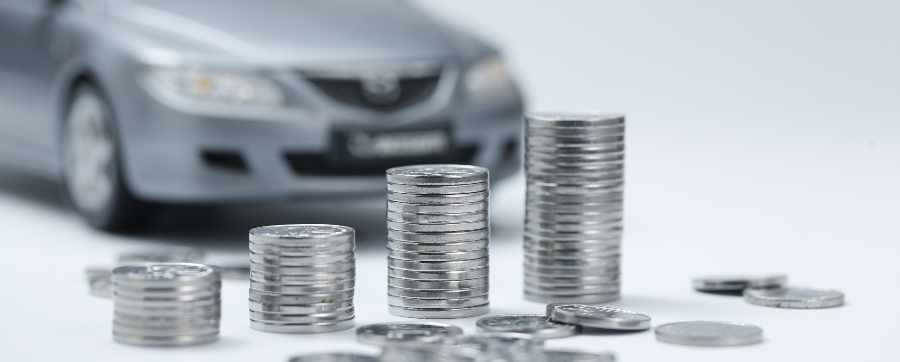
(112, 263, 221, 347)
(248, 224, 356, 333)
(524, 112, 626, 303)
(386, 164, 491, 318)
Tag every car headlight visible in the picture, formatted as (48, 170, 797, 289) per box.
(144, 68, 285, 107)
(464, 55, 517, 99)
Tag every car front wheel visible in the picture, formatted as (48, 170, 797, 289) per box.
(62, 83, 152, 232)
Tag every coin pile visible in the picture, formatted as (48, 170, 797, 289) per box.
(524, 112, 626, 303)
(249, 224, 356, 333)
(386, 164, 491, 319)
(112, 263, 221, 346)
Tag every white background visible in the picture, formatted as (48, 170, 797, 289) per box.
(1, 0, 899, 361)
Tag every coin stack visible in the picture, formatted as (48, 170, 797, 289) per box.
(248, 224, 356, 333)
(112, 263, 221, 347)
(524, 112, 625, 303)
(386, 164, 490, 319)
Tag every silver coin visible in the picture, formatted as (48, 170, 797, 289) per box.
(112, 263, 219, 286)
(248, 301, 353, 314)
(356, 322, 464, 346)
(249, 310, 354, 324)
(527, 181, 625, 193)
(388, 257, 488, 271)
(527, 290, 615, 305)
(388, 304, 490, 319)
(113, 295, 220, 309)
(743, 287, 845, 309)
(524, 276, 620, 288)
(388, 192, 488, 205)
(540, 350, 617, 362)
(476, 315, 578, 339)
(112, 331, 218, 347)
(249, 240, 354, 255)
(523, 264, 619, 276)
(388, 229, 489, 243)
(288, 353, 379, 362)
(249, 252, 354, 266)
(387, 201, 488, 214)
(115, 305, 221, 318)
(525, 283, 620, 294)
(86, 267, 113, 299)
(386, 164, 488, 185)
(528, 125, 625, 137)
(249, 289, 355, 304)
(547, 304, 650, 331)
(523, 245, 620, 259)
(388, 249, 488, 262)
(527, 112, 625, 127)
(380, 344, 480, 362)
(455, 332, 543, 358)
(249, 281, 354, 294)
(249, 270, 355, 284)
(112, 323, 219, 338)
(387, 210, 486, 224)
(388, 266, 489, 280)
(388, 295, 489, 308)
(524, 255, 620, 268)
(524, 236, 622, 249)
(389, 286, 489, 299)
(388, 220, 488, 233)
(388, 276, 488, 290)
(388, 239, 488, 253)
(249, 262, 355, 275)
(250, 319, 354, 334)
(692, 274, 788, 292)
(654, 321, 763, 347)
(249, 224, 355, 245)
(388, 182, 488, 194)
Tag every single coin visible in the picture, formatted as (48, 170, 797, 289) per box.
(387, 210, 486, 224)
(388, 295, 489, 308)
(387, 239, 488, 253)
(388, 182, 487, 194)
(388, 192, 488, 205)
(112, 263, 219, 286)
(249, 270, 354, 284)
(476, 315, 578, 339)
(388, 304, 490, 319)
(249, 252, 353, 267)
(249, 289, 355, 305)
(249, 240, 354, 255)
(248, 301, 353, 314)
(112, 331, 218, 347)
(387, 201, 487, 214)
(356, 322, 464, 346)
(86, 267, 112, 299)
(387, 220, 488, 233)
(527, 112, 625, 128)
(249, 281, 354, 295)
(388, 276, 488, 290)
(692, 274, 788, 293)
(117, 248, 206, 264)
(540, 350, 617, 362)
(388, 257, 488, 271)
(547, 304, 650, 331)
(388, 266, 489, 281)
(288, 353, 379, 362)
(288, 352, 381, 362)
(386, 164, 488, 185)
(250, 319, 354, 334)
(249, 224, 355, 246)
(388, 286, 488, 299)
(455, 332, 543, 356)
(249, 262, 354, 275)
(388, 249, 488, 262)
(525, 291, 620, 304)
(655, 321, 763, 347)
(743, 287, 845, 309)
(249, 310, 354, 324)
(388, 229, 489, 243)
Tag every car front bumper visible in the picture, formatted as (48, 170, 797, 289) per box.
(115, 90, 522, 203)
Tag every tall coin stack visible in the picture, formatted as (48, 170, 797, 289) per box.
(249, 224, 356, 333)
(112, 263, 221, 346)
(524, 112, 626, 303)
(386, 164, 490, 319)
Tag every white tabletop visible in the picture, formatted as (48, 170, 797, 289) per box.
(2, 0, 899, 360)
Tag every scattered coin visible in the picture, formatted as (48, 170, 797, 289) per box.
(476, 314, 579, 339)
(454, 332, 543, 361)
(356, 322, 464, 346)
(547, 304, 651, 331)
(654, 321, 763, 347)
(743, 287, 845, 309)
(692, 274, 787, 293)
(540, 350, 617, 362)
(287, 353, 379, 362)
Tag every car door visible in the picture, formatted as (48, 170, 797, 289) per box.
(0, 0, 61, 171)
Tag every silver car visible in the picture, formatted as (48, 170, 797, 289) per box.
(0, 0, 524, 231)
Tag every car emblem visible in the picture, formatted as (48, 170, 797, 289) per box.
(361, 73, 402, 105)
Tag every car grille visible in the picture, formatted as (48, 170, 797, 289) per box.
(304, 74, 441, 112)
(284, 145, 478, 176)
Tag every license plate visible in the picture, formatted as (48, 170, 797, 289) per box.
(333, 127, 451, 160)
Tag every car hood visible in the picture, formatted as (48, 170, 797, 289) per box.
(112, 0, 465, 64)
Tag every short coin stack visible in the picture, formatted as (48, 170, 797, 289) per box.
(249, 224, 356, 333)
(386, 164, 490, 319)
(112, 263, 221, 346)
(524, 112, 626, 303)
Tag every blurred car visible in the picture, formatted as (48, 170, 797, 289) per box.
(0, 0, 524, 231)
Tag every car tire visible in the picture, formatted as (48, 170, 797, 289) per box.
(62, 83, 153, 232)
